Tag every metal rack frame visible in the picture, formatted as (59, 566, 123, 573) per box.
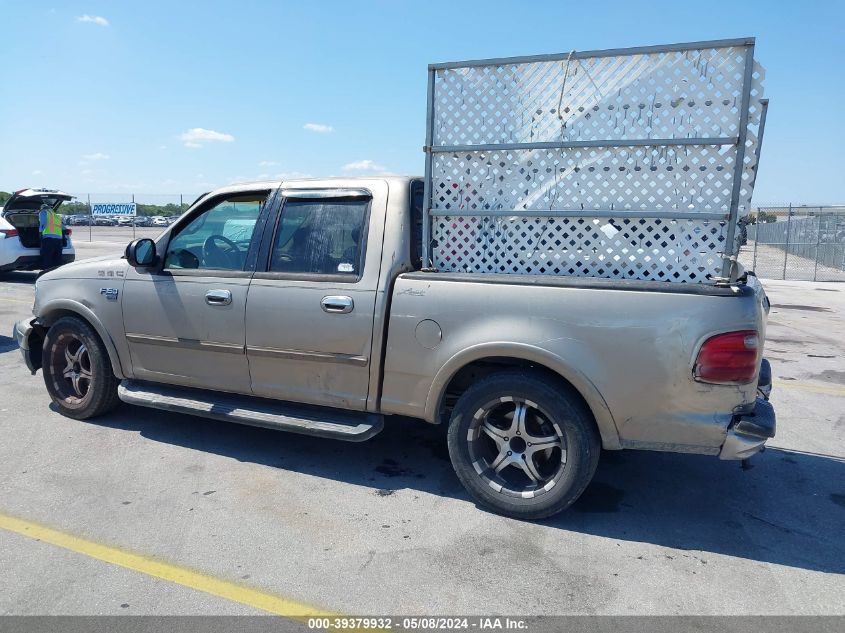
(421, 37, 765, 283)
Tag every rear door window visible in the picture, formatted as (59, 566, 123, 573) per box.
(269, 198, 370, 277)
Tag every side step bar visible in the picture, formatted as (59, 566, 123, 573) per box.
(118, 380, 383, 442)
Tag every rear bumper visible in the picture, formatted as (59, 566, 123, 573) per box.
(719, 359, 776, 460)
(0, 253, 75, 272)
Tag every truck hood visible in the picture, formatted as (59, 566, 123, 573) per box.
(38, 255, 128, 281)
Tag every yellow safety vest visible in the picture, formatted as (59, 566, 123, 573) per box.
(42, 210, 63, 238)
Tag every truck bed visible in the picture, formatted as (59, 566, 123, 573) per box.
(381, 271, 768, 454)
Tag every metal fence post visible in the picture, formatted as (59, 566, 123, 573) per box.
(782, 204, 792, 280)
(813, 207, 822, 281)
(87, 194, 92, 242)
(132, 193, 136, 240)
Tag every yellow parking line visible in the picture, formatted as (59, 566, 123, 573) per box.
(0, 511, 332, 618)
(776, 380, 845, 397)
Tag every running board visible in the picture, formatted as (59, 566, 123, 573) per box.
(118, 380, 383, 442)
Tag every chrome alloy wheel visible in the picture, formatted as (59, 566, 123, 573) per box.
(466, 397, 567, 498)
(54, 335, 93, 401)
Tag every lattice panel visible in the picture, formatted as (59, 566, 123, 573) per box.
(431, 48, 765, 216)
(433, 145, 737, 214)
(426, 41, 766, 282)
(432, 216, 727, 283)
(433, 50, 764, 145)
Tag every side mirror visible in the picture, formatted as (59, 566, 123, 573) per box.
(125, 238, 157, 268)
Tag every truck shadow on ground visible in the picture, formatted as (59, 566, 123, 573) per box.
(80, 404, 845, 576)
(0, 335, 19, 353)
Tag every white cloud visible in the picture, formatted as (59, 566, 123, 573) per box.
(342, 159, 385, 172)
(303, 123, 334, 134)
(258, 160, 280, 167)
(76, 14, 109, 27)
(179, 127, 235, 148)
(81, 152, 110, 161)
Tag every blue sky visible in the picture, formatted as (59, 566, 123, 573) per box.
(1, 0, 843, 204)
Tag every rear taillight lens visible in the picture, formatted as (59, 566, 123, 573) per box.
(66, 228, 73, 235)
(694, 330, 760, 384)
(0, 229, 19, 238)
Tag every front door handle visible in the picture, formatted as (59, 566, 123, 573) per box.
(205, 289, 232, 306)
(321, 295, 353, 314)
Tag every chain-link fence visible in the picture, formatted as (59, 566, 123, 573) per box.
(739, 206, 845, 281)
(56, 193, 198, 242)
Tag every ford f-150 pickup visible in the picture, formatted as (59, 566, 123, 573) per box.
(14, 175, 775, 519)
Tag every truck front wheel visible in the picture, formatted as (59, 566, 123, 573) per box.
(42, 316, 120, 420)
(447, 371, 600, 520)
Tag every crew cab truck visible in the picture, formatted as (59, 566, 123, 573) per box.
(15, 176, 775, 519)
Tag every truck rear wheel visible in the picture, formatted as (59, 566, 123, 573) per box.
(447, 371, 600, 520)
(42, 316, 120, 420)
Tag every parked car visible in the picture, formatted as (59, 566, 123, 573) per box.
(14, 177, 774, 519)
(134, 216, 153, 227)
(94, 216, 117, 226)
(151, 216, 170, 227)
(116, 217, 135, 226)
(0, 188, 75, 273)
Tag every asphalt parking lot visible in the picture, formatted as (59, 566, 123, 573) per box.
(0, 236, 843, 616)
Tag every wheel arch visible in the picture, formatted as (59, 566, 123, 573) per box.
(426, 343, 621, 450)
(38, 300, 127, 379)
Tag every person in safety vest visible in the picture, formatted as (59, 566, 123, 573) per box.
(38, 203, 64, 272)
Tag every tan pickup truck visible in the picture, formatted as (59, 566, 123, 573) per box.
(14, 176, 774, 519)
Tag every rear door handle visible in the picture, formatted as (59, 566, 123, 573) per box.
(321, 295, 353, 313)
(205, 289, 232, 306)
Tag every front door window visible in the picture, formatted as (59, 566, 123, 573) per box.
(164, 194, 266, 271)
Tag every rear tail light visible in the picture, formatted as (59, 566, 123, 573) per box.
(66, 228, 73, 235)
(694, 330, 760, 384)
(0, 229, 19, 238)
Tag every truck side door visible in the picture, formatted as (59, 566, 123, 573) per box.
(122, 190, 272, 393)
(245, 183, 386, 410)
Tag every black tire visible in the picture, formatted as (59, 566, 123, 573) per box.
(42, 316, 120, 420)
(447, 370, 601, 520)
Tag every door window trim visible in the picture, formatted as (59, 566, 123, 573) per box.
(254, 189, 373, 283)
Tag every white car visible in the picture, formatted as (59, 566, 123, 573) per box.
(151, 216, 169, 227)
(0, 188, 75, 273)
